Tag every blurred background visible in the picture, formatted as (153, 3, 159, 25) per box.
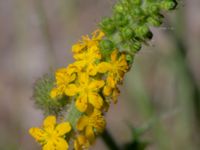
(0, 0, 200, 149)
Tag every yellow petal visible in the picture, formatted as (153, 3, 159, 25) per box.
(43, 141, 54, 150)
(88, 93, 103, 109)
(107, 76, 116, 88)
(89, 80, 104, 90)
(79, 73, 89, 85)
(55, 122, 71, 136)
(85, 126, 95, 143)
(65, 84, 79, 96)
(87, 64, 98, 76)
(74, 139, 80, 150)
(53, 138, 69, 150)
(111, 50, 118, 62)
(112, 88, 120, 104)
(92, 29, 104, 40)
(67, 64, 79, 74)
(72, 44, 85, 53)
(75, 96, 88, 112)
(97, 62, 111, 73)
(74, 53, 85, 60)
(91, 109, 106, 133)
(103, 85, 112, 96)
(76, 115, 89, 131)
(74, 135, 90, 150)
(43, 116, 56, 132)
(50, 88, 59, 99)
(29, 127, 45, 142)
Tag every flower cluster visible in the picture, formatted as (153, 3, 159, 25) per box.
(29, 0, 177, 149)
(30, 30, 129, 150)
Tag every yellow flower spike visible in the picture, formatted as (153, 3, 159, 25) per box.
(50, 68, 76, 99)
(65, 73, 104, 112)
(74, 135, 90, 150)
(29, 116, 71, 150)
(76, 109, 106, 143)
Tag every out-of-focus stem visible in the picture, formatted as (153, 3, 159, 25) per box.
(171, 31, 200, 124)
(101, 128, 120, 150)
(34, 0, 56, 67)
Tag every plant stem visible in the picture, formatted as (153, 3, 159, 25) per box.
(101, 128, 120, 150)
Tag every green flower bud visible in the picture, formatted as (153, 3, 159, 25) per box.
(113, 12, 129, 27)
(129, 0, 141, 5)
(160, 0, 177, 10)
(121, 27, 134, 40)
(121, 0, 129, 6)
(100, 39, 115, 55)
(147, 14, 164, 26)
(145, 3, 159, 14)
(126, 54, 134, 64)
(114, 3, 124, 13)
(130, 41, 142, 53)
(99, 17, 116, 35)
(112, 32, 123, 44)
(130, 7, 143, 17)
(135, 25, 153, 39)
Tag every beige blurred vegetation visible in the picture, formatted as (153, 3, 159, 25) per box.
(0, 0, 200, 150)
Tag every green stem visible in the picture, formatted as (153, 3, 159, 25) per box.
(101, 129, 120, 150)
(66, 100, 82, 129)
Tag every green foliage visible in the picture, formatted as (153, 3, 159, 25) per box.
(99, 0, 177, 64)
(33, 73, 68, 116)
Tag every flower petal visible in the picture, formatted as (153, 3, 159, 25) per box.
(103, 85, 112, 96)
(53, 138, 69, 150)
(29, 127, 46, 142)
(89, 80, 104, 90)
(112, 88, 120, 103)
(75, 95, 88, 112)
(74, 135, 90, 150)
(88, 93, 103, 109)
(85, 126, 95, 143)
(50, 87, 60, 99)
(97, 62, 111, 73)
(55, 122, 71, 136)
(43, 116, 56, 131)
(76, 115, 89, 131)
(111, 50, 118, 62)
(65, 84, 79, 96)
(43, 141, 55, 150)
(79, 73, 89, 85)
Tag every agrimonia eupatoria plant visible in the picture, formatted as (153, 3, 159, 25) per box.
(29, 0, 177, 149)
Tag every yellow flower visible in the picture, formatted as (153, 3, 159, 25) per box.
(72, 29, 104, 54)
(72, 45, 101, 76)
(29, 116, 71, 150)
(50, 68, 76, 99)
(98, 50, 129, 88)
(76, 109, 106, 142)
(65, 73, 104, 112)
(74, 135, 90, 150)
(71, 30, 104, 76)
